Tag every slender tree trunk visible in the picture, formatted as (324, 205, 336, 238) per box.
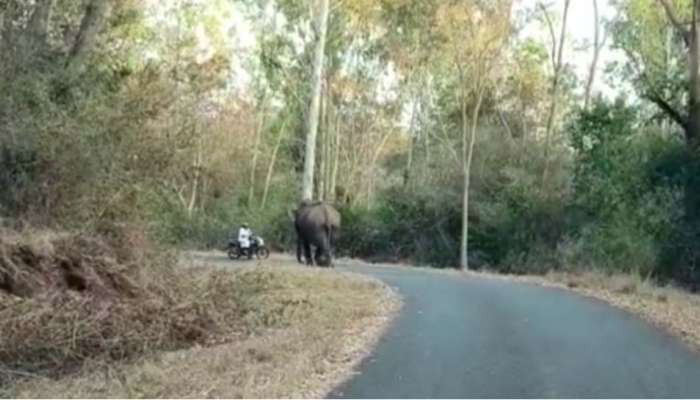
(460, 88, 485, 271)
(324, 94, 331, 200)
(367, 129, 394, 209)
(247, 0, 277, 206)
(687, 0, 700, 145)
(346, 122, 359, 205)
(24, 0, 54, 56)
(422, 86, 435, 173)
(404, 135, 415, 187)
(497, 107, 513, 139)
(198, 174, 208, 212)
(584, 0, 601, 109)
(1, 1, 21, 72)
(301, 0, 330, 201)
(67, 0, 111, 68)
(541, 0, 571, 190)
(459, 95, 470, 270)
(318, 82, 327, 201)
(366, 174, 373, 209)
(323, 82, 334, 201)
(261, 122, 287, 210)
(329, 112, 340, 202)
(1, 2, 18, 43)
(248, 96, 267, 205)
(404, 94, 419, 187)
(188, 137, 203, 217)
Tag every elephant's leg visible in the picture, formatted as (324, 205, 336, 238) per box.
(314, 246, 324, 266)
(296, 237, 303, 264)
(295, 223, 304, 264)
(321, 229, 333, 267)
(303, 241, 313, 266)
(329, 227, 337, 259)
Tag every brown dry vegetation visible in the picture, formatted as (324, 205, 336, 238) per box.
(0, 228, 233, 380)
(0, 231, 400, 398)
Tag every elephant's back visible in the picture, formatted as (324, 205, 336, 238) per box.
(295, 203, 341, 228)
(326, 206, 341, 228)
(314, 204, 341, 228)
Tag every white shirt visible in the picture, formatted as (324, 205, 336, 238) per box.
(238, 227, 252, 247)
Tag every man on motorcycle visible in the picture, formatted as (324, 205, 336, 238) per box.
(238, 222, 253, 259)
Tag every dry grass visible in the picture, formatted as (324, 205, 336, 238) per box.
(466, 268, 700, 353)
(2, 249, 400, 398)
(0, 228, 248, 384)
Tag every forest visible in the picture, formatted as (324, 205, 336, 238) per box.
(2, 0, 700, 288)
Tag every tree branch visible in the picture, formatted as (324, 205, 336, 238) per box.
(537, 2, 557, 70)
(555, 0, 571, 77)
(26, 0, 54, 50)
(645, 92, 688, 129)
(657, 0, 691, 45)
(620, 45, 687, 129)
(67, 0, 111, 68)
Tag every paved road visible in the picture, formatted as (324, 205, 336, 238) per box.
(188, 253, 700, 398)
(329, 261, 700, 398)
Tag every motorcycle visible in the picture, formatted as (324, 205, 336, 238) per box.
(227, 235, 270, 260)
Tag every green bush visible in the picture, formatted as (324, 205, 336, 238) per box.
(563, 99, 691, 283)
(336, 187, 462, 267)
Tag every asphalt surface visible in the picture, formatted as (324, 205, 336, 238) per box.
(329, 261, 700, 398)
(188, 253, 700, 398)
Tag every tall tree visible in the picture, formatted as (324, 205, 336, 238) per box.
(301, 0, 330, 201)
(539, 0, 571, 189)
(655, 0, 700, 143)
(584, 0, 606, 109)
(611, 0, 693, 141)
(24, 0, 54, 56)
(1, 1, 20, 60)
(248, 0, 275, 206)
(433, 0, 512, 269)
(68, 0, 112, 68)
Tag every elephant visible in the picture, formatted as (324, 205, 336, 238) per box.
(294, 200, 340, 267)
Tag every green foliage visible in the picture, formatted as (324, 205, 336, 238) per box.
(563, 99, 685, 280)
(338, 189, 462, 267)
(337, 124, 571, 271)
(608, 0, 686, 124)
(569, 99, 639, 215)
(148, 187, 298, 252)
(7, 0, 700, 293)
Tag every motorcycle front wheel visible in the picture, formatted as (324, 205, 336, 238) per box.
(227, 245, 241, 260)
(256, 246, 270, 260)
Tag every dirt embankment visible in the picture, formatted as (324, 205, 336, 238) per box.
(1, 232, 400, 398)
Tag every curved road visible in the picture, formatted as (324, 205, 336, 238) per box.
(329, 261, 700, 398)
